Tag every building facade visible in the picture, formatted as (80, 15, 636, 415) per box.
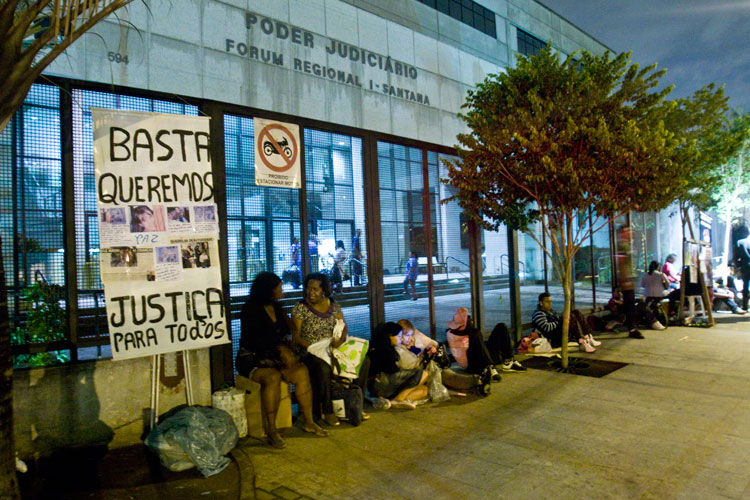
(2, 0, 690, 453)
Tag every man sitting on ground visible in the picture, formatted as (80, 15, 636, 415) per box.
(531, 292, 600, 352)
(714, 277, 746, 314)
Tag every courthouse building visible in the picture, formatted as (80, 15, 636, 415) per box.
(3, 0, 687, 453)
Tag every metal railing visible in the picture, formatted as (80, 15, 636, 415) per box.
(445, 255, 470, 280)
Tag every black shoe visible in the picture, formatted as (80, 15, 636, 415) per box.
(628, 329, 644, 339)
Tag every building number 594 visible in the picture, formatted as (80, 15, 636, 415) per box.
(108, 52, 129, 64)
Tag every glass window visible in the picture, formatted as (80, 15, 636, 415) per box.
(304, 129, 369, 337)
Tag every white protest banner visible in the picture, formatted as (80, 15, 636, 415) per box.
(254, 118, 301, 188)
(92, 109, 229, 360)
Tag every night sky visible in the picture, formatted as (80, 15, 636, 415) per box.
(537, 0, 750, 113)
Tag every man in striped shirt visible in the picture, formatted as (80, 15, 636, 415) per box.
(531, 292, 563, 348)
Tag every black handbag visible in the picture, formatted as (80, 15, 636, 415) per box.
(330, 380, 364, 426)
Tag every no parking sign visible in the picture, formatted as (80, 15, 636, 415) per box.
(254, 118, 301, 188)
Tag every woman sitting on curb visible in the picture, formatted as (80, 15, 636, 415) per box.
(292, 272, 370, 426)
(368, 322, 430, 410)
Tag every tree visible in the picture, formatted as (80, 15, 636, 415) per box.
(660, 90, 747, 325)
(1, 3, 135, 498)
(443, 47, 687, 368)
(711, 114, 750, 269)
(1, 0, 135, 134)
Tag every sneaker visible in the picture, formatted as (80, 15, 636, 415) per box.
(733, 308, 746, 314)
(579, 338, 595, 353)
(628, 329, 644, 339)
(585, 334, 602, 347)
(501, 360, 527, 372)
(490, 367, 502, 381)
(650, 321, 666, 331)
(370, 396, 391, 410)
(390, 400, 416, 410)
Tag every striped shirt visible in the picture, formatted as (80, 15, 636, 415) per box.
(531, 306, 559, 334)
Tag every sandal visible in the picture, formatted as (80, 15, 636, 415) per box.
(302, 424, 329, 437)
(267, 432, 286, 449)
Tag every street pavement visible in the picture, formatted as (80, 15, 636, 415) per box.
(245, 312, 750, 500)
(29, 311, 749, 499)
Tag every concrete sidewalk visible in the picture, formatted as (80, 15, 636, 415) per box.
(244, 314, 750, 500)
(22, 314, 748, 499)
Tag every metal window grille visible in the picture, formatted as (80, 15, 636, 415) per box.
(1, 84, 67, 366)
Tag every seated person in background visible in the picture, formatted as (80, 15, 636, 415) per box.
(662, 254, 680, 289)
(237, 272, 328, 449)
(531, 292, 600, 352)
(639, 261, 669, 331)
(606, 288, 625, 329)
(714, 277, 746, 314)
(486, 322, 527, 372)
(446, 307, 500, 380)
(368, 322, 430, 410)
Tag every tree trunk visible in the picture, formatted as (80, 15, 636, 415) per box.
(0, 237, 20, 499)
(560, 268, 572, 370)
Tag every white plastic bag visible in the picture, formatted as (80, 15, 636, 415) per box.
(212, 387, 248, 438)
(395, 345, 420, 370)
(531, 337, 552, 353)
(427, 361, 450, 403)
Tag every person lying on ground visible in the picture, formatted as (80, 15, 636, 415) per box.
(237, 272, 328, 449)
(368, 322, 430, 410)
(531, 292, 600, 352)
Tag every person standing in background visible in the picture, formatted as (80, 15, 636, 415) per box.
(616, 225, 644, 339)
(351, 229, 362, 286)
(403, 251, 418, 301)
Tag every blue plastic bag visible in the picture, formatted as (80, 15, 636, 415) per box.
(145, 406, 238, 477)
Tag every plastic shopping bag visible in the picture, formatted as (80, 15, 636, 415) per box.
(212, 386, 248, 438)
(427, 360, 450, 403)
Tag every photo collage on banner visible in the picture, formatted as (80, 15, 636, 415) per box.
(92, 109, 229, 360)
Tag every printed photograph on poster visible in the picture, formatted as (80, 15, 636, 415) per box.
(173, 237, 217, 270)
(130, 205, 166, 233)
(193, 205, 218, 233)
(156, 245, 180, 264)
(154, 245, 182, 282)
(100, 247, 155, 282)
(99, 208, 131, 247)
(167, 206, 191, 227)
(101, 207, 127, 225)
